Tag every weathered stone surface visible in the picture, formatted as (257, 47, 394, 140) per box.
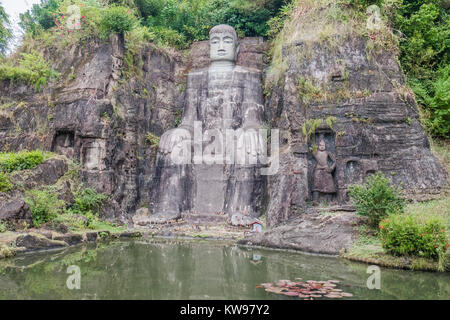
(240, 212, 363, 255)
(229, 213, 262, 227)
(42, 220, 69, 234)
(132, 207, 151, 226)
(265, 32, 448, 226)
(9, 158, 67, 189)
(84, 232, 98, 242)
(15, 233, 68, 251)
(151, 25, 266, 223)
(53, 233, 83, 245)
(0, 199, 33, 229)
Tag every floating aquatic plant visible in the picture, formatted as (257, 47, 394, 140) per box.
(257, 279, 354, 300)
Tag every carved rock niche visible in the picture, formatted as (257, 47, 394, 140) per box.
(307, 129, 337, 203)
(81, 138, 106, 171)
(51, 130, 75, 158)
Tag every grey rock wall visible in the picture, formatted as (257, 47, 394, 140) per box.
(265, 36, 447, 227)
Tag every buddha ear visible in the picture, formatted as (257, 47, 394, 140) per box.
(235, 43, 240, 61)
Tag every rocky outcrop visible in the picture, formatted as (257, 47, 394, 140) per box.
(0, 199, 33, 230)
(263, 5, 448, 227)
(9, 158, 67, 189)
(0, 35, 267, 223)
(240, 211, 363, 255)
(15, 233, 68, 251)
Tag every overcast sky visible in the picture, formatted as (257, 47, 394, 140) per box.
(2, 0, 42, 54)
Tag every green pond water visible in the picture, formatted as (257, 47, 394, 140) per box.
(0, 239, 448, 300)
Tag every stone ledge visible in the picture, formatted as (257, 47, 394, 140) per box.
(0, 229, 143, 259)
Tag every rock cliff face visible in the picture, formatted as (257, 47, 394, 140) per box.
(0, 36, 266, 222)
(0, 10, 446, 227)
(0, 35, 185, 221)
(263, 16, 448, 227)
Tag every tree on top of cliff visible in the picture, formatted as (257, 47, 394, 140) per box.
(0, 3, 12, 56)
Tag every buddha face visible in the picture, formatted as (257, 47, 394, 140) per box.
(210, 30, 238, 63)
(319, 140, 326, 151)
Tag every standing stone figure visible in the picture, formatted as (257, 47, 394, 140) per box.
(150, 24, 265, 223)
(312, 137, 336, 203)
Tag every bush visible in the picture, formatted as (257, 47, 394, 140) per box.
(0, 221, 6, 233)
(348, 172, 405, 227)
(0, 150, 44, 173)
(25, 188, 65, 227)
(70, 187, 108, 216)
(150, 26, 187, 48)
(0, 50, 59, 91)
(0, 171, 12, 192)
(100, 5, 137, 35)
(379, 214, 448, 264)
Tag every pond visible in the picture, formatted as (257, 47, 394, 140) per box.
(0, 239, 448, 300)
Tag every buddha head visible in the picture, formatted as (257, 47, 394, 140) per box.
(318, 137, 326, 151)
(209, 24, 239, 63)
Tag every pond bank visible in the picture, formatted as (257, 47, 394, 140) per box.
(1, 208, 447, 273)
(0, 229, 142, 259)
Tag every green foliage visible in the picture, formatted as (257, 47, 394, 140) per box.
(19, 0, 60, 36)
(266, 1, 294, 39)
(0, 221, 6, 233)
(0, 4, 12, 56)
(136, 0, 287, 48)
(348, 172, 405, 228)
(100, 5, 137, 35)
(0, 171, 12, 193)
(17, 0, 290, 51)
(297, 77, 323, 104)
(379, 214, 448, 267)
(301, 117, 337, 140)
(0, 150, 44, 173)
(411, 64, 450, 138)
(146, 132, 160, 147)
(70, 186, 108, 216)
(150, 25, 187, 48)
(0, 50, 59, 91)
(390, 0, 449, 137)
(25, 188, 65, 227)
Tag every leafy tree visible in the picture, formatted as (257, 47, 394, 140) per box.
(392, 0, 449, 137)
(19, 0, 61, 36)
(0, 3, 12, 55)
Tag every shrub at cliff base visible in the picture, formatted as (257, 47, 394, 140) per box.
(379, 214, 448, 268)
(0, 150, 44, 173)
(25, 189, 65, 227)
(348, 172, 405, 228)
(70, 187, 108, 215)
(0, 171, 12, 192)
(60, 187, 108, 229)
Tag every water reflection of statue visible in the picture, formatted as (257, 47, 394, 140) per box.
(312, 137, 336, 203)
(151, 25, 265, 223)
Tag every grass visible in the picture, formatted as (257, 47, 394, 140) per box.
(342, 197, 450, 272)
(430, 138, 450, 174)
(405, 198, 450, 237)
(53, 211, 125, 234)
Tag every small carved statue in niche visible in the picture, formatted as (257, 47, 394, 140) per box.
(312, 137, 336, 203)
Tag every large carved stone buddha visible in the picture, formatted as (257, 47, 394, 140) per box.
(150, 25, 265, 223)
